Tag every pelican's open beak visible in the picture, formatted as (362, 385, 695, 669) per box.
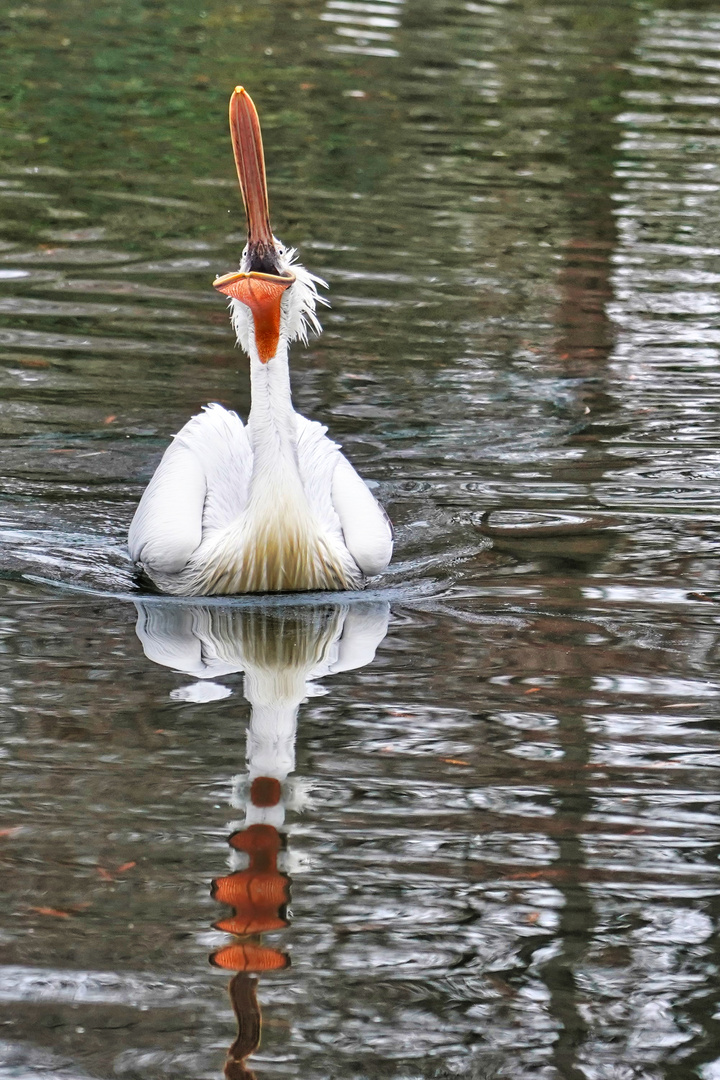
(213, 86, 295, 363)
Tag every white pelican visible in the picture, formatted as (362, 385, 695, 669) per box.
(129, 86, 393, 596)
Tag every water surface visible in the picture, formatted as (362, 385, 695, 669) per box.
(2, 0, 720, 1077)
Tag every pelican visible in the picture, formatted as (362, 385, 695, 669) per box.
(128, 86, 393, 596)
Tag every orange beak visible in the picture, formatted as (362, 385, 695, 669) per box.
(213, 86, 294, 363)
(229, 85, 273, 257)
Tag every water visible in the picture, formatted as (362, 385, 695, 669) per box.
(2, 0, 720, 1076)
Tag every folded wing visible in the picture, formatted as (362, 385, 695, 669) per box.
(295, 415, 392, 579)
(331, 456, 393, 576)
(128, 404, 252, 576)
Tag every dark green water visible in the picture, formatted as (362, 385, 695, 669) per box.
(3, 0, 720, 1077)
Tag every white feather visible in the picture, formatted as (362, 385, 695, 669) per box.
(128, 404, 250, 574)
(331, 456, 394, 576)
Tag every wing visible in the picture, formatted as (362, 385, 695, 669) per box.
(295, 414, 393, 577)
(330, 456, 393, 576)
(128, 403, 252, 575)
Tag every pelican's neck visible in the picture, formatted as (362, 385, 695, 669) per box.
(247, 341, 298, 476)
(242, 662, 304, 828)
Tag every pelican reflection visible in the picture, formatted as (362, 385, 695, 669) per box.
(134, 599, 389, 1079)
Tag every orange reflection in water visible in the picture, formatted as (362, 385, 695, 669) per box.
(211, 777, 291, 1079)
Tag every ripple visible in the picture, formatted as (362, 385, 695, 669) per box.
(0, 247, 136, 265)
(0, 327, 200, 354)
(0, 965, 211, 1008)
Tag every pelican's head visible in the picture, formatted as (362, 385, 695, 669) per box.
(213, 86, 326, 363)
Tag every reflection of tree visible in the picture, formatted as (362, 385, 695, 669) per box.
(541, 711, 594, 1080)
(499, 14, 636, 1069)
(551, 4, 636, 375)
(135, 599, 389, 1079)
